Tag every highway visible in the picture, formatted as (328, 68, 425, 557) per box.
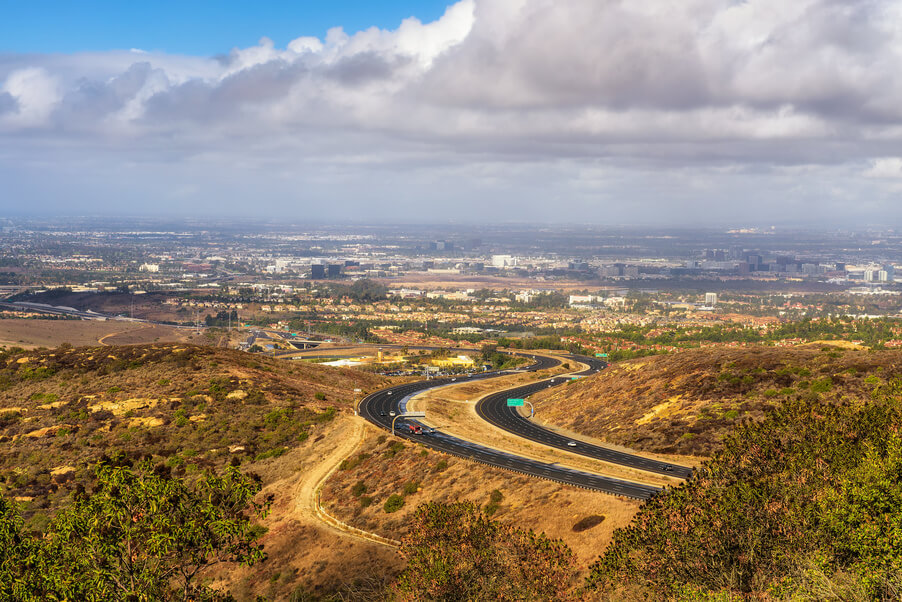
(358, 354, 663, 500)
(475, 354, 694, 480)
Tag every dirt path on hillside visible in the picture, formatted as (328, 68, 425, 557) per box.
(292, 416, 399, 546)
(213, 416, 403, 598)
(98, 323, 153, 345)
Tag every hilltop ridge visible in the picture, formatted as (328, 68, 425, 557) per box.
(533, 346, 902, 456)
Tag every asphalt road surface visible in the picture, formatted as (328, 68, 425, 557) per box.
(358, 354, 663, 500)
(476, 354, 694, 480)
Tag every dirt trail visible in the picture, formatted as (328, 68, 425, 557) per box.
(97, 323, 154, 345)
(294, 416, 399, 547)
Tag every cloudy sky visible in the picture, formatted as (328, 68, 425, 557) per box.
(2, 0, 901, 226)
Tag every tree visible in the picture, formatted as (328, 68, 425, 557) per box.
(394, 502, 576, 601)
(0, 459, 270, 601)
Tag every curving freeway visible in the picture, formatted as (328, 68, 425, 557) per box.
(358, 353, 666, 500)
(475, 354, 694, 480)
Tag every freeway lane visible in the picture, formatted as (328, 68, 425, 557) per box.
(475, 354, 694, 480)
(358, 354, 662, 500)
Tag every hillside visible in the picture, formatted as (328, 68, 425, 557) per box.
(0, 343, 388, 530)
(586, 382, 902, 599)
(533, 346, 902, 456)
(321, 428, 641, 570)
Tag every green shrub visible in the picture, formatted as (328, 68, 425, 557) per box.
(339, 453, 370, 471)
(351, 481, 367, 497)
(403, 481, 420, 496)
(383, 494, 405, 513)
(383, 441, 405, 459)
(485, 489, 503, 515)
(254, 447, 287, 461)
(810, 378, 833, 393)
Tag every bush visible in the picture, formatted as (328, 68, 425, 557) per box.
(587, 382, 902, 599)
(394, 502, 575, 600)
(432, 459, 449, 473)
(0, 460, 270, 600)
(351, 481, 367, 497)
(383, 442, 405, 459)
(485, 489, 503, 515)
(402, 481, 420, 496)
(254, 447, 287, 461)
(339, 453, 370, 471)
(383, 494, 405, 514)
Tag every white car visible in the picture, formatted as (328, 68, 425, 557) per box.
(389, 411, 396, 417)
(566, 441, 577, 447)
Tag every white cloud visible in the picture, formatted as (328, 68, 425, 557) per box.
(1, 67, 59, 127)
(865, 157, 902, 178)
(1, 0, 902, 222)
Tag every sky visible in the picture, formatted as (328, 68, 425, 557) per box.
(2, 0, 902, 226)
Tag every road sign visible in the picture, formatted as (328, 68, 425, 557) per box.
(401, 412, 426, 418)
(507, 398, 525, 407)
(571, 377, 579, 381)
(600, 353, 608, 357)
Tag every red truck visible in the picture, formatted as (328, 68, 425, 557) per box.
(408, 424, 423, 435)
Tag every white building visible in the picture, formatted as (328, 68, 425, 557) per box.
(139, 263, 159, 273)
(569, 294, 596, 306)
(491, 255, 518, 268)
(705, 292, 718, 306)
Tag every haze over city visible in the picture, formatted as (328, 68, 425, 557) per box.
(3, 0, 902, 225)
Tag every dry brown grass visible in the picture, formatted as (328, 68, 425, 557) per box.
(0, 342, 400, 598)
(211, 417, 403, 601)
(0, 343, 389, 522)
(531, 345, 902, 456)
(0, 319, 195, 349)
(408, 375, 684, 485)
(321, 424, 642, 572)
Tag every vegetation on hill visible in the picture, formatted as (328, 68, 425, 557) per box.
(383, 381, 902, 600)
(394, 502, 575, 601)
(533, 346, 902, 456)
(586, 381, 902, 599)
(0, 343, 387, 529)
(0, 457, 268, 601)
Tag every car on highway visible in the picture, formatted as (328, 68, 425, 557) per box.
(389, 411, 396, 417)
(379, 411, 386, 417)
(663, 464, 673, 472)
(566, 441, 577, 447)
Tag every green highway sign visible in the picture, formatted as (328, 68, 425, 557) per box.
(506, 398, 525, 407)
(595, 353, 609, 357)
(571, 377, 579, 381)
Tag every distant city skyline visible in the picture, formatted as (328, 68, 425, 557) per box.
(2, 1, 902, 226)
